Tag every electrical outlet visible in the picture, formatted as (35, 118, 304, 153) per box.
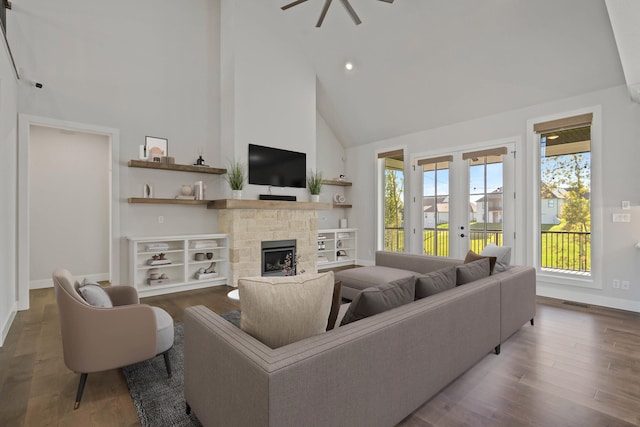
(612, 279, 620, 289)
(621, 280, 630, 290)
(158, 215, 164, 224)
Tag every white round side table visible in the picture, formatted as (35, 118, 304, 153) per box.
(227, 289, 239, 301)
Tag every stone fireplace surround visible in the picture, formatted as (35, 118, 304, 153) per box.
(215, 200, 331, 286)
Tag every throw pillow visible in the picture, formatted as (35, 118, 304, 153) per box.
(480, 244, 512, 272)
(456, 258, 491, 285)
(340, 275, 415, 326)
(414, 266, 457, 299)
(238, 272, 334, 349)
(326, 281, 343, 331)
(77, 281, 113, 308)
(464, 250, 497, 275)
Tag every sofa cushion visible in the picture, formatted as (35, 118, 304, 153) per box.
(340, 275, 415, 326)
(77, 281, 113, 308)
(456, 258, 491, 285)
(464, 250, 497, 274)
(238, 272, 334, 348)
(415, 266, 457, 299)
(335, 266, 416, 300)
(480, 244, 511, 272)
(375, 251, 462, 274)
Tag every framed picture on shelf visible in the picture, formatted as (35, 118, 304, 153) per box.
(145, 136, 168, 162)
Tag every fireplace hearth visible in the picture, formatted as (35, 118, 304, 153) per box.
(261, 240, 296, 276)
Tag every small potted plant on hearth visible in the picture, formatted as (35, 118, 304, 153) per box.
(225, 160, 246, 199)
(307, 169, 323, 202)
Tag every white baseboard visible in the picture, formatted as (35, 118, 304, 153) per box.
(1, 303, 18, 347)
(30, 278, 54, 289)
(537, 284, 640, 313)
(30, 272, 110, 289)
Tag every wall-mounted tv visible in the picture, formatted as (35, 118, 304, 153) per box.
(248, 144, 307, 188)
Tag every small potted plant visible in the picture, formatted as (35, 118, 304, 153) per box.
(225, 160, 246, 199)
(307, 169, 323, 202)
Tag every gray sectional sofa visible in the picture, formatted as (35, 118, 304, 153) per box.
(183, 251, 536, 427)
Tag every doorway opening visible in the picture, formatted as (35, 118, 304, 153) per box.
(17, 115, 120, 310)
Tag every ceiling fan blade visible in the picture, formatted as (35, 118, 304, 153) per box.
(339, 0, 361, 25)
(316, 0, 333, 27)
(281, 0, 308, 11)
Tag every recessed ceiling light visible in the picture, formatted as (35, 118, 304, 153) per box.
(547, 135, 559, 140)
(345, 62, 354, 71)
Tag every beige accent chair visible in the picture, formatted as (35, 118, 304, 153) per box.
(52, 268, 174, 409)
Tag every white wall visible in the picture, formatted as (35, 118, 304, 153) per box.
(0, 36, 18, 345)
(347, 84, 640, 311)
(316, 111, 349, 230)
(9, 0, 222, 283)
(28, 125, 109, 286)
(219, 0, 317, 201)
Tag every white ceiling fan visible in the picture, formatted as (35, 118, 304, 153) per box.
(281, 0, 394, 27)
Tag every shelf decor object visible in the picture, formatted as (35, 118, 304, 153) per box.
(307, 169, 323, 202)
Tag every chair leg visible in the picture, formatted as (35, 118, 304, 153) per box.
(530, 318, 535, 326)
(163, 350, 172, 378)
(74, 373, 88, 409)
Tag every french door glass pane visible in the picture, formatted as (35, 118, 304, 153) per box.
(468, 155, 504, 253)
(423, 161, 450, 256)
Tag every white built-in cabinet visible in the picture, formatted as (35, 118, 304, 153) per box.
(128, 234, 228, 297)
(317, 228, 357, 269)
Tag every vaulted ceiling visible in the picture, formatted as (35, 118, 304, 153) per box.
(267, 0, 626, 147)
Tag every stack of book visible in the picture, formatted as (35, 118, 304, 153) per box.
(146, 243, 169, 251)
(147, 259, 172, 266)
(193, 241, 218, 249)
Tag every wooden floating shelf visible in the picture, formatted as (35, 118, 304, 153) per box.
(128, 198, 213, 205)
(128, 160, 226, 175)
(207, 199, 333, 211)
(322, 179, 352, 187)
(333, 203, 352, 208)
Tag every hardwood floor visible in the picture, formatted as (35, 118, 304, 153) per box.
(1, 287, 638, 426)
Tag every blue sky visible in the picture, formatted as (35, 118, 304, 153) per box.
(423, 163, 503, 201)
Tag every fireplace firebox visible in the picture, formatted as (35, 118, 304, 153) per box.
(261, 240, 296, 276)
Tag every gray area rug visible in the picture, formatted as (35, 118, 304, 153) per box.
(123, 312, 240, 427)
(122, 322, 202, 427)
(122, 310, 240, 427)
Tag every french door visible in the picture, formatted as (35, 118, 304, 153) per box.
(418, 144, 515, 259)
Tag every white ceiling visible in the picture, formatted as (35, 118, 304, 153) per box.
(265, 0, 626, 147)
(605, 0, 640, 102)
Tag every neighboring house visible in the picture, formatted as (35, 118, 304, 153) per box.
(540, 183, 568, 225)
(474, 188, 504, 224)
(423, 196, 477, 228)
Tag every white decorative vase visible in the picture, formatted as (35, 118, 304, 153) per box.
(232, 190, 242, 200)
(311, 194, 320, 202)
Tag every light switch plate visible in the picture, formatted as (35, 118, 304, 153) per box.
(622, 201, 630, 210)
(612, 213, 631, 223)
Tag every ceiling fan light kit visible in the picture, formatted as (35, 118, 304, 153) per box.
(281, 0, 394, 28)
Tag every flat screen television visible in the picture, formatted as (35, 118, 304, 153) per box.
(248, 144, 307, 188)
